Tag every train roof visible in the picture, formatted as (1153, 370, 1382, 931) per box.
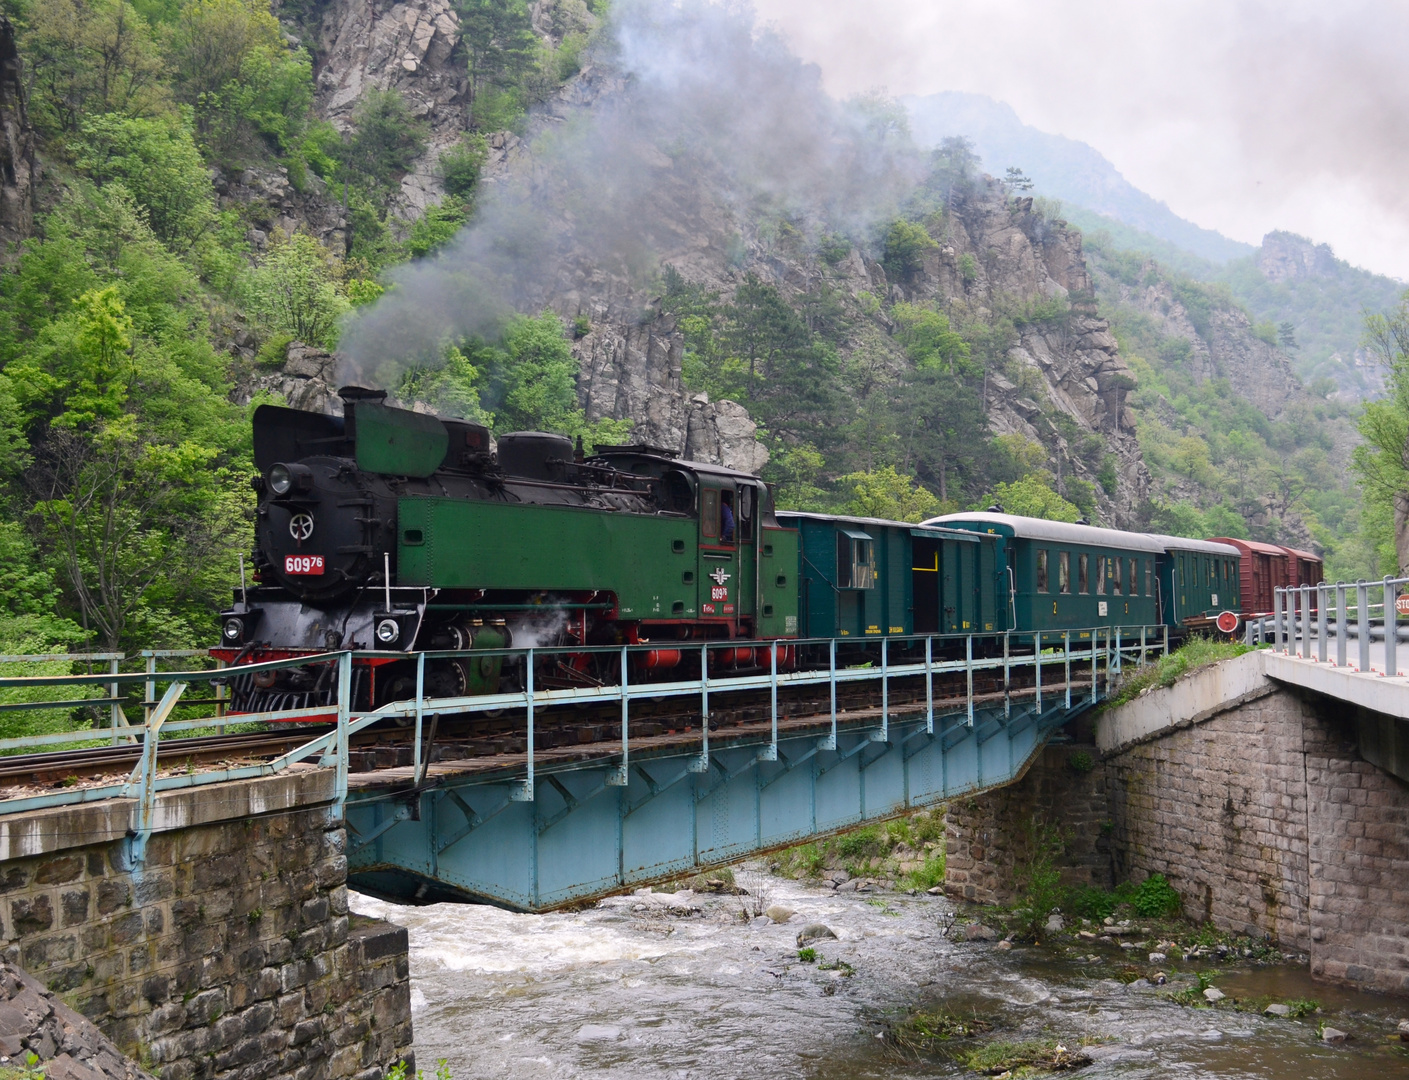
(588, 447, 764, 483)
(923, 513, 1167, 554)
(1283, 546, 1320, 561)
(1210, 536, 1296, 557)
(776, 511, 984, 541)
(1145, 534, 1242, 557)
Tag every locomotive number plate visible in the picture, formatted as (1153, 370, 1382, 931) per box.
(710, 585, 729, 601)
(285, 554, 325, 575)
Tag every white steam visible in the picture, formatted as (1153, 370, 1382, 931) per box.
(336, 0, 924, 388)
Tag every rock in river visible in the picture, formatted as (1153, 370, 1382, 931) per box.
(765, 906, 796, 924)
(965, 924, 998, 942)
(796, 924, 837, 946)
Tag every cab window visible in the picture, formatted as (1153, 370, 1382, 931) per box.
(702, 488, 719, 538)
(837, 532, 875, 589)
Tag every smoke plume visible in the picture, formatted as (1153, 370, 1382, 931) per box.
(336, 0, 923, 387)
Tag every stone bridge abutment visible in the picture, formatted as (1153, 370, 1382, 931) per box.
(945, 652, 1409, 996)
(0, 769, 412, 1080)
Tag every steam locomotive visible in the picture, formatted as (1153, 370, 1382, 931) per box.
(213, 387, 1320, 713)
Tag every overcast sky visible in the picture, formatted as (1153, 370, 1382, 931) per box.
(749, 0, 1409, 281)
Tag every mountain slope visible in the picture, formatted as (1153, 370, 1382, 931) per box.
(902, 91, 1252, 265)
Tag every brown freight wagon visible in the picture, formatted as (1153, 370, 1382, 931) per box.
(1208, 537, 1294, 616)
(1280, 546, 1324, 590)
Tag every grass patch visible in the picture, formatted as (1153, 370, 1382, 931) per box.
(797, 947, 817, 962)
(772, 809, 945, 882)
(963, 1038, 1092, 1074)
(818, 957, 855, 976)
(890, 1008, 994, 1053)
(1103, 637, 1251, 710)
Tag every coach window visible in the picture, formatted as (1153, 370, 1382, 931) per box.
(702, 488, 719, 539)
(1128, 558, 1137, 595)
(1078, 553, 1089, 593)
(837, 531, 875, 589)
(1036, 549, 1049, 593)
(1145, 560, 1153, 597)
(1111, 555, 1122, 595)
(1059, 551, 1071, 594)
(1096, 556, 1106, 595)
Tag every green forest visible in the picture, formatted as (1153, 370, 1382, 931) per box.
(0, 0, 605, 663)
(0, 0, 1405, 679)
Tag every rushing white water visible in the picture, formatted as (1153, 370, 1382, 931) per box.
(352, 867, 1409, 1080)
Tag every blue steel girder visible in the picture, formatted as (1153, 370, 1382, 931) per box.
(344, 688, 1092, 912)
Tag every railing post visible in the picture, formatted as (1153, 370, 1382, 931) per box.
(608, 646, 629, 783)
(336, 652, 351, 811)
(690, 643, 710, 772)
(822, 637, 837, 751)
(1163, 624, 1169, 657)
(1064, 631, 1071, 710)
(1092, 629, 1100, 703)
(1358, 580, 1371, 672)
(763, 641, 780, 758)
(414, 651, 425, 778)
(925, 635, 934, 735)
(511, 649, 535, 800)
(1115, 626, 1122, 675)
(110, 657, 121, 746)
(1317, 583, 1328, 664)
(1335, 582, 1347, 667)
(965, 634, 974, 726)
(1035, 632, 1042, 714)
(144, 654, 155, 726)
(1003, 632, 1011, 717)
(1273, 588, 1284, 654)
(1386, 576, 1398, 678)
(1139, 625, 1146, 667)
(872, 637, 889, 743)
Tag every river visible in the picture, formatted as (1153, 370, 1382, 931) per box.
(351, 866, 1409, 1079)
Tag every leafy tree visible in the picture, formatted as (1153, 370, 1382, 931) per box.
(1002, 166, 1034, 193)
(337, 89, 429, 205)
(456, 0, 537, 124)
(984, 475, 1081, 522)
(72, 114, 216, 250)
(242, 231, 350, 349)
(1354, 291, 1409, 574)
(891, 303, 972, 374)
(23, 0, 169, 136)
(407, 200, 469, 258)
(839, 465, 939, 523)
(881, 219, 937, 280)
(438, 134, 488, 199)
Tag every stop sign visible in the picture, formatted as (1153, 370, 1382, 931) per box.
(1215, 611, 1239, 634)
(1396, 594, 1409, 616)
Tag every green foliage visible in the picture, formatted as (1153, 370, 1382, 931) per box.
(406, 200, 469, 259)
(816, 233, 851, 265)
(957, 252, 978, 284)
(796, 947, 816, 962)
(881, 219, 937, 280)
(1130, 873, 1181, 918)
(22, 0, 169, 138)
(167, 0, 314, 160)
(72, 114, 216, 250)
(438, 134, 488, 200)
(337, 89, 429, 205)
(241, 231, 350, 349)
(838, 465, 939, 523)
(1355, 290, 1409, 576)
(1104, 637, 1251, 709)
(1013, 817, 1066, 939)
(984, 475, 1081, 522)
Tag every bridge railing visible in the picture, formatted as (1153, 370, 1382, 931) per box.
(1258, 576, 1409, 675)
(0, 626, 1169, 819)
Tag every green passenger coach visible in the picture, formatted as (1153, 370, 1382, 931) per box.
(779, 512, 1005, 640)
(923, 513, 1163, 632)
(1151, 535, 1241, 627)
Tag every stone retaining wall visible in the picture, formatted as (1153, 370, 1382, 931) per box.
(946, 668, 1409, 995)
(0, 773, 412, 1080)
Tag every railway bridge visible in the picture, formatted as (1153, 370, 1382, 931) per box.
(0, 627, 1154, 1080)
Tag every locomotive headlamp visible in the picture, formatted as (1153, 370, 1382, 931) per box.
(375, 618, 401, 645)
(222, 617, 244, 642)
(267, 463, 314, 496)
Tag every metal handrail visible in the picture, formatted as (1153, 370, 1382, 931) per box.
(1260, 575, 1409, 676)
(0, 626, 1169, 827)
